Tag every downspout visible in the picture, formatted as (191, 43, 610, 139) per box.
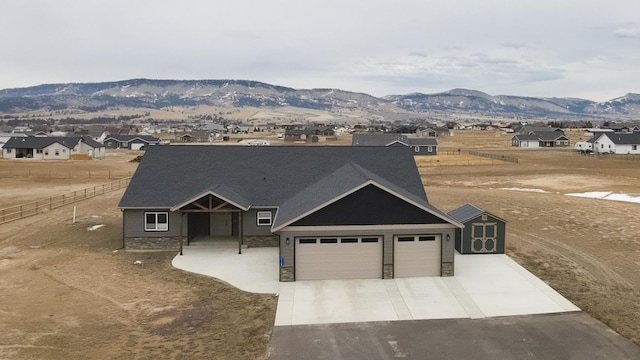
(179, 212, 184, 255)
(238, 211, 243, 254)
(120, 209, 125, 249)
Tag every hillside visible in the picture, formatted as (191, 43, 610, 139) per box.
(1, 79, 639, 120)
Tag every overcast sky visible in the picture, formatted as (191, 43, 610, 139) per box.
(1, 0, 639, 101)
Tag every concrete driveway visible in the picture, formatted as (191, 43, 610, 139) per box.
(172, 242, 578, 326)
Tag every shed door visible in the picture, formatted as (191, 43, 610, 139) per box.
(471, 223, 497, 253)
(394, 235, 441, 277)
(295, 236, 382, 280)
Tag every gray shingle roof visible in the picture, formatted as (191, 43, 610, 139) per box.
(352, 133, 438, 147)
(448, 203, 506, 223)
(104, 134, 160, 143)
(118, 145, 430, 209)
(3, 136, 103, 149)
(600, 133, 640, 145)
(352, 133, 406, 146)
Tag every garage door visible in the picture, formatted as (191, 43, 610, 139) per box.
(394, 235, 441, 277)
(131, 143, 145, 150)
(295, 236, 382, 280)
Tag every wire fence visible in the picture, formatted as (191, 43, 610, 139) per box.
(0, 169, 133, 179)
(468, 150, 519, 164)
(0, 178, 130, 225)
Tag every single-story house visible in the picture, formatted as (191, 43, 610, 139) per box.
(103, 134, 161, 150)
(2, 136, 105, 159)
(118, 146, 463, 281)
(511, 132, 570, 148)
(174, 131, 212, 143)
(448, 204, 507, 254)
(352, 133, 438, 155)
(589, 133, 640, 155)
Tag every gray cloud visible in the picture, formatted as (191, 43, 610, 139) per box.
(0, 0, 639, 101)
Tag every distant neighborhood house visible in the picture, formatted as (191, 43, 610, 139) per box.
(588, 133, 640, 155)
(2, 136, 105, 159)
(352, 133, 438, 155)
(511, 127, 570, 148)
(103, 134, 161, 150)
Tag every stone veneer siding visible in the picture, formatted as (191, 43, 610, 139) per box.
(125, 236, 181, 250)
(280, 266, 294, 282)
(383, 264, 394, 279)
(442, 262, 454, 276)
(244, 235, 279, 248)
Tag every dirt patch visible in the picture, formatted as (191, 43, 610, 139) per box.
(0, 163, 276, 359)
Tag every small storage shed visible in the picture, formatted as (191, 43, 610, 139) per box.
(448, 204, 507, 254)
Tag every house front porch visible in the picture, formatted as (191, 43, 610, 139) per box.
(172, 239, 280, 294)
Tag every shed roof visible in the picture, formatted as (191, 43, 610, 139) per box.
(447, 203, 507, 223)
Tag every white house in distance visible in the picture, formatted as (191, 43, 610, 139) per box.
(589, 133, 640, 155)
(2, 136, 106, 159)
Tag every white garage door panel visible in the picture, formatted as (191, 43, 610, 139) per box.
(394, 235, 441, 277)
(131, 143, 145, 150)
(296, 237, 382, 280)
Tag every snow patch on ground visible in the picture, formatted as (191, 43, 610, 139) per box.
(87, 224, 105, 231)
(565, 192, 640, 204)
(498, 187, 548, 193)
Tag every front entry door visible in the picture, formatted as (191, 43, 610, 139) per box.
(212, 213, 232, 236)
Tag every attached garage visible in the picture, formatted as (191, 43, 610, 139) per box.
(131, 143, 145, 150)
(394, 235, 441, 277)
(295, 236, 382, 280)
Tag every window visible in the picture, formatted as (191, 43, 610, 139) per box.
(6, 149, 12, 153)
(299, 239, 317, 244)
(145, 212, 168, 231)
(397, 236, 415, 242)
(44, 150, 49, 155)
(320, 238, 338, 244)
(361, 237, 379, 243)
(54, 149, 60, 156)
(633, 145, 637, 150)
(340, 238, 358, 243)
(36, 149, 43, 154)
(62, 149, 66, 153)
(428, 146, 433, 152)
(482, 214, 488, 221)
(257, 211, 272, 226)
(414, 146, 420, 152)
(418, 236, 436, 241)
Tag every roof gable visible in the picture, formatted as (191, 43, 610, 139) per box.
(272, 162, 460, 231)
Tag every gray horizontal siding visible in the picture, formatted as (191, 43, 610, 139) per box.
(242, 208, 276, 236)
(123, 209, 186, 237)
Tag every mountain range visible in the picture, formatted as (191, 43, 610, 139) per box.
(1, 79, 639, 120)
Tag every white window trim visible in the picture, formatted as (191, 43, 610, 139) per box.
(257, 211, 272, 226)
(145, 211, 169, 231)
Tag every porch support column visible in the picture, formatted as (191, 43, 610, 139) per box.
(179, 212, 184, 255)
(238, 212, 243, 254)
